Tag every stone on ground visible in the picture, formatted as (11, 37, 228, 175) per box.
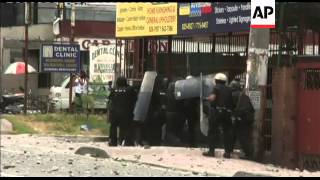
(0, 119, 13, 134)
(75, 146, 110, 159)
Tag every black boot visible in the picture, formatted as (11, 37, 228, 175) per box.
(240, 154, 253, 160)
(223, 152, 231, 159)
(108, 142, 117, 147)
(202, 150, 215, 157)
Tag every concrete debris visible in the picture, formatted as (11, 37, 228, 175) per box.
(112, 170, 120, 175)
(134, 155, 141, 160)
(1, 119, 13, 134)
(75, 146, 110, 159)
(3, 165, 15, 169)
(233, 171, 272, 177)
(192, 171, 199, 175)
(48, 166, 59, 173)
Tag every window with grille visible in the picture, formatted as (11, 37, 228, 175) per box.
(304, 69, 320, 90)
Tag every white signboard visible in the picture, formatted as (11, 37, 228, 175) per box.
(248, 90, 261, 110)
(250, 0, 275, 28)
(89, 41, 124, 83)
(258, 54, 268, 86)
(76, 38, 116, 51)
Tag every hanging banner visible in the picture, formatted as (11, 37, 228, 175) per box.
(116, 3, 178, 37)
(89, 40, 124, 83)
(178, 2, 251, 35)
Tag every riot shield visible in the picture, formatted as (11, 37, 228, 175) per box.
(174, 75, 213, 100)
(174, 77, 200, 100)
(200, 73, 210, 136)
(133, 71, 157, 122)
(202, 76, 214, 97)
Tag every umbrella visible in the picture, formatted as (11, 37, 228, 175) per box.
(4, 62, 37, 75)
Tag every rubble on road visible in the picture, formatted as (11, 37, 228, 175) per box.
(75, 146, 110, 159)
(1, 134, 320, 177)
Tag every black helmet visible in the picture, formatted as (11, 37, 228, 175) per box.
(229, 80, 241, 91)
(116, 77, 127, 87)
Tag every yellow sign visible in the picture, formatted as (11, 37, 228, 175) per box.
(116, 3, 178, 37)
(179, 4, 190, 16)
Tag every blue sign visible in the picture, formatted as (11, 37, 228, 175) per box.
(178, 3, 213, 35)
(178, 2, 251, 35)
(40, 44, 80, 73)
(213, 2, 251, 32)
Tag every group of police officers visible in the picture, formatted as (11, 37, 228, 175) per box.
(107, 73, 255, 160)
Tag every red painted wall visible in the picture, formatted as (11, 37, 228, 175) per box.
(59, 20, 115, 38)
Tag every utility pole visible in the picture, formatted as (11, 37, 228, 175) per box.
(245, 28, 270, 162)
(24, 2, 30, 115)
(119, 39, 123, 77)
(0, 5, 2, 102)
(167, 36, 172, 79)
(114, 38, 118, 88)
(69, 3, 75, 112)
(186, 54, 190, 76)
(152, 38, 157, 71)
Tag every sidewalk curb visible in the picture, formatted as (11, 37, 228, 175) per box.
(110, 157, 220, 177)
(55, 135, 109, 142)
(37, 134, 109, 142)
(110, 157, 273, 177)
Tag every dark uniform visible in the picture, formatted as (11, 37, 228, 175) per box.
(106, 81, 113, 124)
(141, 76, 163, 146)
(159, 77, 169, 143)
(182, 97, 199, 147)
(164, 81, 185, 146)
(205, 81, 234, 158)
(108, 77, 136, 146)
(230, 82, 254, 160)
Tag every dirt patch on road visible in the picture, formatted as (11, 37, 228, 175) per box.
(23, 121, 56, 134)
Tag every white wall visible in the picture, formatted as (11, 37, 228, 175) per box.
(1, 24, 54, 41)
(1, 24, 54, 96)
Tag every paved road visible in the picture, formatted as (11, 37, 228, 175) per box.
(0, 135, 212, 177)
(1, 134, 319, 177)
(1, 149, 210, 177)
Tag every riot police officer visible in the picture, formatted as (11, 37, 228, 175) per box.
(108, 77, 137, 146)
(182, 75, 199, 147)
(106, 81, 113, 122)
(230, 80, 254, 160)
(159, 77, 169, 143)
(141, 75, 163, 146)
(203, 73, 234, 158)
(164, 77, 185, 146)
